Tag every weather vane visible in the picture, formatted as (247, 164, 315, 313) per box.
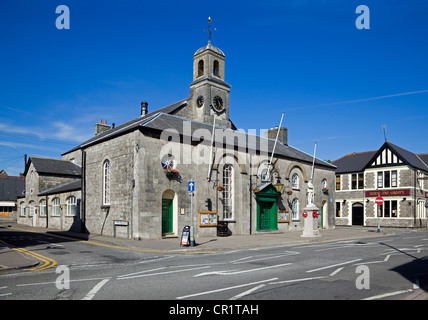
(203, 16, 216, 44)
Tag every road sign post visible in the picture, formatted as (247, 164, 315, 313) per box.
(188, 181, 196, 247)
(375, 196, 384, 233)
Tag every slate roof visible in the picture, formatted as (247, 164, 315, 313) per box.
(38, 179, 81, 196)
(25, 157, 81, 177)
(0, 176, 25, 201)
(63, 99, 335, 170)
(333, 141, 428, 174)
(333, 151, 377, 174)
(63, 99, 188, 155)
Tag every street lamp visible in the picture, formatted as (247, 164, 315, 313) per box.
(274, 178, 284, 193)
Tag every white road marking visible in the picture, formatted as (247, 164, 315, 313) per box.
(193, 263, 292, 277)
(117, 265, 211, 280)
(229, 284, 266, 300)
(329, 267, 344, 277)
(117, 267, 166, 278)
(16, 277, 111, 287)
(176, 278, 278, 300)
(36, 240, 64, 247)
(363, 289, 413, 300)
(0, 293, 12, 297)
(81, 278, 110, 300)
(306, 259, 362, 273)
(269, 276, 326, 285)
(230, 256, 253, 264)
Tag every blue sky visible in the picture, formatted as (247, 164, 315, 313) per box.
(1, 0, 427, 176)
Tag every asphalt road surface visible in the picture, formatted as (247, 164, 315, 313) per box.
(1, 226, 427, 304)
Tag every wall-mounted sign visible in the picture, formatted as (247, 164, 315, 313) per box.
(199, 211, 218, 227)
(365, 189, 410, 197)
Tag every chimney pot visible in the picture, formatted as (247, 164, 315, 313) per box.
(141, 101, 148, 116)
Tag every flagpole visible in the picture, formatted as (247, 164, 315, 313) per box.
(268, 112, 284, 180)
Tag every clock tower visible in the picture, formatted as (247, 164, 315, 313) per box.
(189, 18, 231, 128)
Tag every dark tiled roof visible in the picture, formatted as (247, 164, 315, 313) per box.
(62, 99, 335, 170)
(0, 176, 25, 201)
(385, 142, 428, 171)
(332, 151, 376, 174)
(141, 113, 335, 169)
(63, 99, 188, 155)
(333, 141, 428, 174)
(38, 179, 81, 196)
(25, 157, 81, 177)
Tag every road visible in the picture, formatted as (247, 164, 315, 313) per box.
(0, 226, 427, 304)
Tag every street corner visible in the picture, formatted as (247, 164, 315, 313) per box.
(0, 247, 40, 273)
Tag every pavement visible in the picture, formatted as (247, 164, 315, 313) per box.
(1, 220, 427, 299)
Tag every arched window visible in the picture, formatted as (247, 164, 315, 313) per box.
(213, 60, 219, 77)
(20, 202, 26, 217)
(52, 198, 61, 216)
(292, 198, 299, 220)
(29, 201, 35, 217)
(39, 199, 47, 216)
(223, 164, 234, 220)
(198, 60, 204, 77)
(103, 160, 111, 205)
(66, 196, 77, 216)
(291, 173, 299, 189)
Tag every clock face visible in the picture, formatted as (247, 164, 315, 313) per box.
(213, 96, 224, 111)
(196, 95, 204, 108)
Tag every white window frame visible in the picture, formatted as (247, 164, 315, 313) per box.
(39, 199, 47, 216)
(20, 202, 26, 217)
(223, 164, 234, 221)
(66, 196, 77, 216)
(291, 173, 299, 190)
(103, 160, 111, 205)
(52, 198, 61, 216)
(29, 201, 35, 217)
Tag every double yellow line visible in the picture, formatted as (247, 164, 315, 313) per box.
(0, 226, 57, 271)
(13, 247, 57, 271)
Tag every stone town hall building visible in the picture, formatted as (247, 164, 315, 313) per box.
(17, 39, 336, 239)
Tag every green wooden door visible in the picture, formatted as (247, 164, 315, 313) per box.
(162, 199, 173, 233)
(260, 201, 273, 230)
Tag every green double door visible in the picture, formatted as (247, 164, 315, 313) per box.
(162, 199, 173, 234)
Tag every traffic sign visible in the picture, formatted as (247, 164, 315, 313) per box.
(375, 196, 384, 206)
(188, 181, 195, 192)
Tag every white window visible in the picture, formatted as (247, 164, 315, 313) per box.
(223, 164, 234, 220)
(20, 202, 26, 217)
(66, 196, 77, 216)
(291, 173, 299, 189)
(103, 160, 111, 205)
(29, 201, 35, 217)
(39, 199, 47, 216)
(292, 198, 299, 220)
(52, 198, 61, 216)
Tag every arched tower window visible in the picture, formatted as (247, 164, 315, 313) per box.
(213, 60, 219, 77)
(198, 60, 204, 77)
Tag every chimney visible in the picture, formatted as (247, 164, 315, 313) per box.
(141, 100, 148, 116)
(95, 119, 111, 136)
(264, 127, 288, 146)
